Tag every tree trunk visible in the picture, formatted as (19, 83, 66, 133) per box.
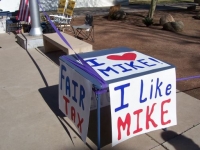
(148, 0, 158, 19)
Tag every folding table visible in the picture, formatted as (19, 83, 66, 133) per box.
(59, 47, 176, 149)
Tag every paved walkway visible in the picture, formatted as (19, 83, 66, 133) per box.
(73, 3, 199, 17)
(44, 2, 199, 17)
(0, 3, 200, 149)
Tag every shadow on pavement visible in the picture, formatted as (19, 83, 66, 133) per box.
(37, 46, 66, 66)
(161, 130, 200, 150)
(39, 85, 113, 148)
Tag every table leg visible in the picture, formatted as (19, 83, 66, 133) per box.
(97, 93, 101, 150)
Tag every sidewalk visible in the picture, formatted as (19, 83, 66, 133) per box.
(0, 28, 200, 149)
(43, 2, 199, 17)
(72, 2, 199, 17)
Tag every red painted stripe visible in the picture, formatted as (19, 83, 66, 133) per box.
(17, 0, 31, 23)
(16, 0, 22, 19)
(17, 0, 24, 20)
(24, 0, 29, 22)
(21, 0, 26, 21)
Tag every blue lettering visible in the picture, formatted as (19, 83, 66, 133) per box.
(98, 66, 119, 77)
(72, 80, 78, 103)
(85, 58, 105, 67)
(125, 61, 144, 70)
(165, 84, 172, 96)
(60, 65, 66, 90)
(140, 78, 170, 103)
(150, 79, 153, 99)
(140, 79, 147, 103)
(66, 77, 71, 97)
(80, 85, 85, 110)
(155, 78, 163, 98)
(137, 59, 156, 67)
(113, 64, 132, 72)
(114, 83, 130, 112)
(148, 57, 161, 64)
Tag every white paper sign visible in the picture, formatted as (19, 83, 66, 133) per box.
(84, 51, 170, 81)
(59, 60, 92, 142)
(109, 68, 176, 146)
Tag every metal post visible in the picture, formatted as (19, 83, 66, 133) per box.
(29, 0, 42, 36)
(97, 93, 101, 150)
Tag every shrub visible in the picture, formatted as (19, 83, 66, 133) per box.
(142, 17, 153, 27)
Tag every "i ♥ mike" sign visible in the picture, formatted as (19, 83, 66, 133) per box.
(84, 51, 171, 81)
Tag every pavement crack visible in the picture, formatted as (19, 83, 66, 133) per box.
(146, 133, 168, 150)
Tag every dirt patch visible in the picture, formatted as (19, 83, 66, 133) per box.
(65, 8, 200, 100)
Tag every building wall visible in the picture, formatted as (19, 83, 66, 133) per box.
(0, 0, 21, 12)
(0, 0, 128, 12)
(40, 0, 128, 11)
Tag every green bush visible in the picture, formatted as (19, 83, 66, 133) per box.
(142, 17, 153, 27)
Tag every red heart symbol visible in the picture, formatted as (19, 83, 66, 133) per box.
(107, 53, 137, 61)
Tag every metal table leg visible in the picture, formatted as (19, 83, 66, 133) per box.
(96, 93, 101, 150)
